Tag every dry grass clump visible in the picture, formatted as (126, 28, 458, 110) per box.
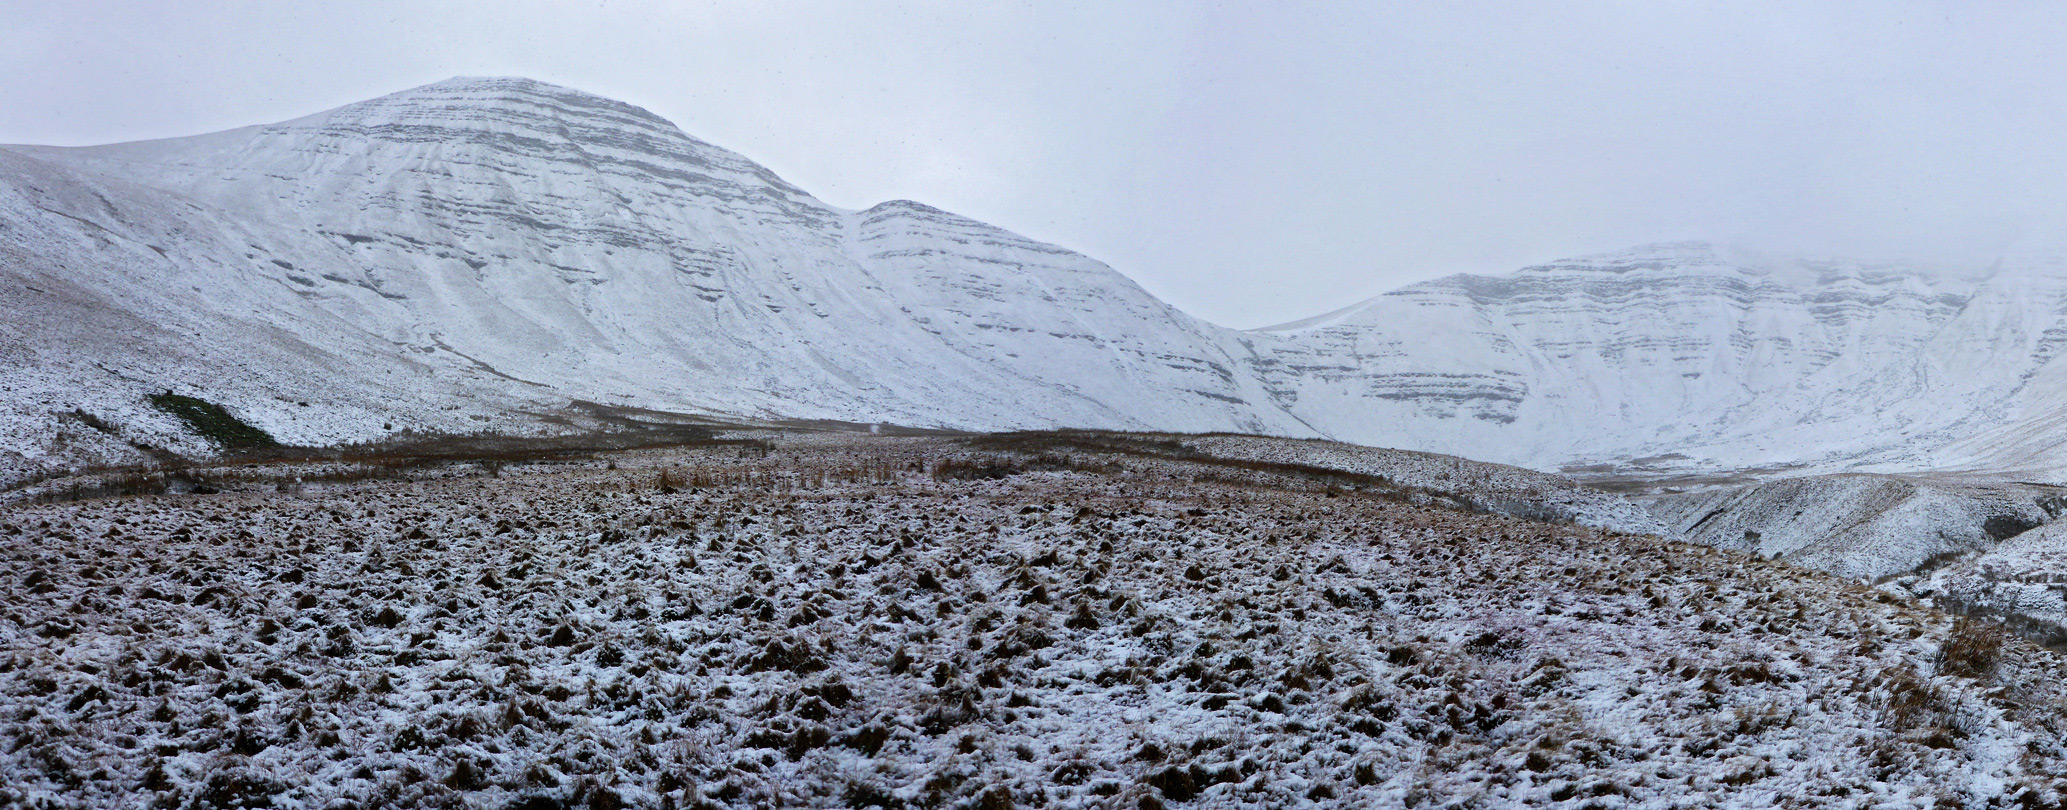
(6, 425, 775, 506)
(929, 453, 1078, 481)
(1939, 616, 2010, 679)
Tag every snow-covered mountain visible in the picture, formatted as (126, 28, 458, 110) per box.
(9, 76, 2067, 483)
(0, 77, 1304, 482)
(1249, 244, 2067, 476)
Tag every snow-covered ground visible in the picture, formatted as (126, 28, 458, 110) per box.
(3, 433, 2063, 808)
(1643, 473, 2067, 582)
(1174, 434, 1668, 535)
(1928, 523, 2067, 649)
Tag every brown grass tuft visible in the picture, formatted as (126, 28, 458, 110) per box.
(1940, 616, 2009, 679)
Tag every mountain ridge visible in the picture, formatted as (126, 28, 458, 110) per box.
(8, 76, 2067, 485)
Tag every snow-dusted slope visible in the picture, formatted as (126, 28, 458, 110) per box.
(1932, 522, 2067, 647)
(1, 77, 1306, 484)
(1644, 473, 2067, 582)
(14, 76, 2067, 483)
(10, 437, 2067, 807)
(0, 147, 554, 481)
(19, 78, 1297, 433)
(1243, 243, 2067, 474)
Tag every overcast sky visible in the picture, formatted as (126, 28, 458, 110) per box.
(5, 1, 2065, 327)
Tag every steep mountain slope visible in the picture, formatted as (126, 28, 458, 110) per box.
(1245, 244, 2067, 474)
(12, 76, 2067, 484)
(1, 77, 1305, 485)
(19, 77, 1296, 432)
(0, 147, 552, 481)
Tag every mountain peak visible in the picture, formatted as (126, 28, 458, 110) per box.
(261, 76, 825, 208)
(392, 76, 634, 109)
(424, 75, 558, 90)
(1518, 240, 1728, 274)
(313, 76, 681, 136)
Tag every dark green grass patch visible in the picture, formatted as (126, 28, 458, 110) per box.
(146, 392, 278, 449)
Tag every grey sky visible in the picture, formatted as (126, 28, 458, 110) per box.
(5, 1, 2065, 327)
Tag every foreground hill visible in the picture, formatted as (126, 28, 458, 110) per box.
(14, 77, 2067, 482)
(2, 433, 2063, 808)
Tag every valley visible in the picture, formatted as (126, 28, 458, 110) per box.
(9, 75, 2067, 807)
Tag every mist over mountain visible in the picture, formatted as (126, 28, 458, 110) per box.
(7, 77, 2067, 484)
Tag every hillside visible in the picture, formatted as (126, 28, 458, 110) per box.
(1, 77, 1301, 489)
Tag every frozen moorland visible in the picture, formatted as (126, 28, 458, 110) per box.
(2, 432, 2063, 809)
(1174, 434, 1668, 536)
